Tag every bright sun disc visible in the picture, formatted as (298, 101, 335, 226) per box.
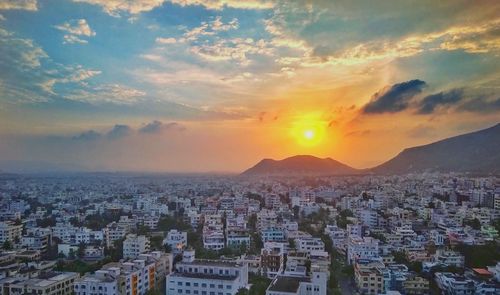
(304, 129, 315, 140)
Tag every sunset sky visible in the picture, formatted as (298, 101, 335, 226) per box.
(0, 0, 499, 172)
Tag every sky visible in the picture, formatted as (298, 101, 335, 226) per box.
(0, 0, 499, 173)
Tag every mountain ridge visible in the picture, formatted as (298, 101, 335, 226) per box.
(241, 154, 359, 176)
(241, 123, 500, 176)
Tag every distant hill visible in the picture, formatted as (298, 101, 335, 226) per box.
(242, 123, 500, 176)
(241, 155, 359, 176)
(371, 123, 500, 174)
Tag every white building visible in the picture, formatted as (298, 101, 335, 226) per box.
(164, 230, 188, 253)
(166, 249, 249, 295)
(294, 238, 325, 254)
(123, 234, 150, 259)
(265, 272, 327, 295)
(347, 237, 380, 265)
(74, 270, 118, 295)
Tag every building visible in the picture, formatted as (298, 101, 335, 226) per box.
(74, 270, 118, 295)
(347, 237, 380, 265)
(402, 276, 429, 295)
(0, 271, 78, 295)
(265, 272, 327, 295)
(354, 261, 387, 295)
(260, 227, 285, 242)
(164, 230, 188, 253)
(226, 229, 250, 249)
(138, 251, 173, 290)
(434, 250, 465, 268)
(434, 272, 475, 295)
(0, 221, 23, 243)
(166, 249, 249, 295)
(104, 222, 128, 248)
(123, 234, 150, 259)
(294, 238, 325, 254)
(101, 260, 156, 295)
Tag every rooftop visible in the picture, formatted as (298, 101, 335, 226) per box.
(268, 276, 310, 293)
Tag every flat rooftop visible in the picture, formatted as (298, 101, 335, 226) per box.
(268, 276, 310, 293)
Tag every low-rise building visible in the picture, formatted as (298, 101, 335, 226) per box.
(166, 249, 248, 295)
(0, 271, 78, 295)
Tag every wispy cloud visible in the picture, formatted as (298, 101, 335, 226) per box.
(54, 19, 95, 44)
(72, 0, 273, 17)
(65, 84, 146, 105)
(0, 0, 37, 11)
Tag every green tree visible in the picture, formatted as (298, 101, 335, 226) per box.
(2, 240, 12, 250)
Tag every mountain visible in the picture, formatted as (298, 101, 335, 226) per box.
(241, 155, 359, 176)
(371, 123, 500, 174)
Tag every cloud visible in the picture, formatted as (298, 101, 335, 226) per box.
(65, 84, 146, 104)
(72, 0, 165, 16)
(54, 19, 95, 44)
(0, 29, 98, 104)
(167, 0, 274, 10)
(106, 124, 132, 139)
(156, 37, 177, 44)
(139, 120, 163, 133)
(190, 37, 272, 65)
(362, 79, 427, 114)
(72, 130, 102, 141)
(416, 89, 464, 114)
(458, 97, 500, 113)
(0, 0, 37, 11)
(72, 0, 272, 16)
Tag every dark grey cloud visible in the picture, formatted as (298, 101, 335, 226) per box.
(72, 130, 101, 141)
(139, 121, 185, 134)
(106, 124, 132, 139)
(139, 120, 163, 133)
(416, 89, 464, 114)
(458, 97, 500, 113)
(363, 79, 427, 114)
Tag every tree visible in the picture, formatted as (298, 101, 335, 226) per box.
(77, 242, 86, 259)
(464, 218, 481, 230)
(2, 240, 12, 250)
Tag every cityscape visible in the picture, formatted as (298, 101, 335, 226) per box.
(1, 1, 500, 295)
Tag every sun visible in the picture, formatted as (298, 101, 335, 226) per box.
(290, 115, 326, 147)
(303, 129, 315, 140)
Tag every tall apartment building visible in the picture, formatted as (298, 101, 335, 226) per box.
(123, 234, 150, 259)
(166, 249, 249, 295)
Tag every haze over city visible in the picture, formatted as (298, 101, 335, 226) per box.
(0, 0, 499, 172)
